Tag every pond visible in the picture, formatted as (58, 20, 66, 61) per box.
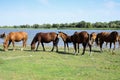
(0, 28, 120, 48)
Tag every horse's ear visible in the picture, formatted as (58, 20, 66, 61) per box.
(3, 32, 5, 35)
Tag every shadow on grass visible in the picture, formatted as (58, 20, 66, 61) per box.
(0, 48, 4, 51)
(91, 50, 101, 53)
(57, 51, 75, 55)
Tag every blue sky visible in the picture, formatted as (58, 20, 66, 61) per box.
(0, 0, 120, 26)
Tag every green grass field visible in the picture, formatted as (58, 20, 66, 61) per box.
(0, 45, 120, 80)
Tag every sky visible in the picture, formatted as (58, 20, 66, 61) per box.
(0, 0, 120, 26)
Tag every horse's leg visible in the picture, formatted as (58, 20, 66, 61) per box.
(109, 42, 112, 50)
(12, 40, 15, 51)
(36, 41, 40, 51)
(113, 42, 116, 50)
(88, 42, 92, 56)
(81, 42, 87, 55)
(5, 41, 11, 51)
(21, 40, 26, 51)
(51, 42, 55, 52)
(64, 42, 66, 53)
(67, 43, 69, 53)
(77, 43, 79, 53)
(55, 38, 59, 52)
(41, 42, 45, 51)
(100, 41, 103, 52)
(51, 38, 59, 52)
(8, 41, 11, 47)
(73, 43, 77, 55)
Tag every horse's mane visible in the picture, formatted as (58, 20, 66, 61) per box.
(31, 33, 39, 45)
(59, 31, 68, 36)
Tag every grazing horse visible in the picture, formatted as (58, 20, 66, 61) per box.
(90, 32, 97, 45)
(3, 31, 28, 51)
(31, 32, 59, 52)
(95, 31, 118, 52)
(71, 31, 91, 55)
(58, 31, 72, 53)
(0, 32, 6, 38)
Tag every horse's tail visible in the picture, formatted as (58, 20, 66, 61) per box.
(95, 33, 99, 45)
(111, 31, 119, 41)
(55, 34, 59, 44)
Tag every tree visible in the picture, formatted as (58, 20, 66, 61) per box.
(32, 24, 40, 28)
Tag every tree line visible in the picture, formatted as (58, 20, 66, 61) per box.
(0, 20, 120, 29)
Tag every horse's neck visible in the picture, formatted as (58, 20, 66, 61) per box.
(4, 35, 9, 43)
(61, 34, 68, 41)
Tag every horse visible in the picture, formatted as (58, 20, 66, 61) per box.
(31, 32, 59, 52)
(0, 32, 6, 38)
(95, 31, 118, 52)
(71, 31, 92, 55)
(90, 32, 97, 45)
(3, 31, 28, 51)
(58, 31, 72, 53)
(90, 32, 110, 47)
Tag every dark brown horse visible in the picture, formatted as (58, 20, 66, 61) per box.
(95, 31, 118, 52)
(0, 32, 6, 38)
(3, 31, 28, 51)
(31, 32, 59, 52)
(58, 31, 72, 53)
(71, 31, 91, 55)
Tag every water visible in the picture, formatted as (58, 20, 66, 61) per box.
(0, 29, 120, 48)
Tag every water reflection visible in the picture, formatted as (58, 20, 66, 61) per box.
(0, 29, 120, 48)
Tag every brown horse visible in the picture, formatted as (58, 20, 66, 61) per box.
(58, 31, 72, 53)
(31, 32, 59, 52)
(90, 32, 110, 47)
(95, 31, 118, 52)
(3, 31, 28, 51)
(0, 32, 6, 38)
(71, 31, 91, 55)
(90, 32, 97, 45)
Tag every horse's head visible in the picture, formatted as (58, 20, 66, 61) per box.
(3, 42, 8, 51)
(0, 32, 6, 38)
(58, 31, 67, 38)
(95, 33, 100, 45)
(31, 43, 35, 51)
(90, 32, 97, 45)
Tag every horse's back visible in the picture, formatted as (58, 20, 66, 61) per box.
(34, 32, 58, 43)
(72, 31, 89, 43)
(8, 31, 28, 41)
(97, 31, 118, 42)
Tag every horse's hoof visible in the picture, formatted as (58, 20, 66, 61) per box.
(21, 48, 23, 51)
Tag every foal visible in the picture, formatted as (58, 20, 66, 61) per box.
(58, 31, 72, 53)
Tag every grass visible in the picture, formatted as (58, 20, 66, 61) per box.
(0, 45, 120, 80)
